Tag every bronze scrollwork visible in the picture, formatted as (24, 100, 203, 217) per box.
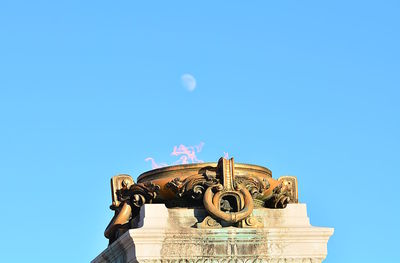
(203, 183, 254, 223)
(166, 169, 219, 201)
(104, 174, 160, 243)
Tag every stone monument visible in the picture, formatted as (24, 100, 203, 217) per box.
(92, 157, 333, 263)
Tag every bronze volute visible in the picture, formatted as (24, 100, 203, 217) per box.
(202, 158, 254, 225)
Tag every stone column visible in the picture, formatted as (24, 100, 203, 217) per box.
(92, 204, 333, 263)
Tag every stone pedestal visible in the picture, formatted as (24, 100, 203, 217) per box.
(92, 204, 333, 263)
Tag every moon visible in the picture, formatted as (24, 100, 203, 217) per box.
(181, 74, 196, 91)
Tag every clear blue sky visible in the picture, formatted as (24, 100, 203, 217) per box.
(1, 1, 399, 262)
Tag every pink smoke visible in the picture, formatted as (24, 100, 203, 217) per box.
(145, 142, 205, 169)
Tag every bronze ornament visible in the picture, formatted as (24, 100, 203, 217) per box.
(104, 175, 160, 243)
(200, 158, 255, 226)
(104, 157, 298, 244)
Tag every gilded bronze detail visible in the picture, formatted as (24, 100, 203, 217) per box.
(200, 158, 255, 227)
(165, 169, 219, 201)
(104, 157, 299, 243)
(279, 175, 298, 203)
(105, 175, 160, 243)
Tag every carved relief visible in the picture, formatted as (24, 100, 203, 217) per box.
(279, 176, 298, 204)
(139, 258, 322, 263)
(235, 175, 270, 198)
(166, 170, 220, 201)
(254, 176, 297, 209)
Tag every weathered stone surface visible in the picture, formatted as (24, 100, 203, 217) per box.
(92, 204, 333, 263)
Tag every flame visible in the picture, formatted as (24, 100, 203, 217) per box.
(144, 157, 168, 169)
(145, 142, 205, 169)
(145, 142, 229, 169)
(171, 142, 204, 163)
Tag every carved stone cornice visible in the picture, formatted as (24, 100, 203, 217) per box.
(93, 204, 333, 263)
(138, 258, 324, 263)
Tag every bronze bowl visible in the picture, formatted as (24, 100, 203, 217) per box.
(137, 162, 273, 203)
